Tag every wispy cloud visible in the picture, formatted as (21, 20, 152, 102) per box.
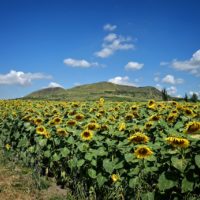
(162, 74, 184, 84)
(64, 58, 99, 68)
(171, 49, 200, 76)
(95, 34, 134, 58)
(125, 61, 144, 71)
(108, 76, 137, 86)
(103, 23, 117, 31)
(167, 86, 177, 95)
(0, 70, 51, 86)
(48, 82, 64, 88)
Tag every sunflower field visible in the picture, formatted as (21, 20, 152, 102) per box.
(0, 99, 200, 199)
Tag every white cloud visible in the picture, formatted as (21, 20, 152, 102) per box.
(167, 86, 177, 95)
(162, 74, 184, 84)
(171, 49, 200, 76)
(0, 70, 51, 86)
(104, 33, 117, 42)
(48, 82, 63, 88)
(103, 24, 117, 31)
(160, 61, 169, 66)
(125, 61, 143, 71)
(108, 76, 136, 86)
(155, 84, 162, 91)
(63, 58, 99, 68)
(154, 76, 160, 82)
(189, 91, 200, 98)
(95, 34, 134, 58)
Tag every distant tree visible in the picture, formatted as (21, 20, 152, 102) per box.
(184, 93, 188, 102)
(161, 88, 168, 101)
(190, 93, 198, 103)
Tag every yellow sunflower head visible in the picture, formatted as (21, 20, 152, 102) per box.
(134, 145, 153, 159)
(86, 123, 100, 130)
(81, 130, 93, 141)
(119, 122, 126, 131)
(165, 137, 190, 148)
(56, 128, 68, 137)
(67, 119, 77, 126)
(125, 113, 134, 121)
(128, 132, 149, 144)
(147, 100, 156, 109)
(75, 113, 84, 121)
(36, 125, 46, 135)
(185, 121, 200, 134)
(149, 114, 160, 121)
(5, 144, 11, 150)
(111, 174, 120, 182)
(184, 108, 195, 117)
(167, 113, 178, 123)
(53, 116, 62, 125)
(144, 121, 154, 130)
(34, 117, 43, 125)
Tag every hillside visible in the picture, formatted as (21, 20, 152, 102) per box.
(24, 81, 164, 101)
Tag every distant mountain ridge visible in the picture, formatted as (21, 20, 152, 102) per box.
(23, 81, 164, 101)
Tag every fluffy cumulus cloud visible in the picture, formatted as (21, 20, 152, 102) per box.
(162, 74, 184, 84)
(95, 33, 134, 58)
(103, 24, 117, 31)
(108, 76, 136, 86)
(171, 49, 200, 76)
(0, 70, 51, 86)
(125, 61, 144, 71)
(166, 86, 177, 95)
(48, 82, 63, 88)
(64, 58, 99, 68)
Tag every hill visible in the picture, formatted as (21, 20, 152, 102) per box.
(24, 81, 164, 101)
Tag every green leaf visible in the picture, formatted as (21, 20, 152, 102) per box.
(158, 172, 177, 191)
(171, 157, 188, 172)
(52, 153, 60, 162)
(140, 192, 155, 200)
(85, 153, 93, 161)
(129, 177, 139, 188)
(103, 159, 114, 174)
(88, 168, 96, 179)
(181, 177, 194, 193)
(195, 155, 200, 168)
(38, 139, 47, 147)
(61, 147, 70, 157)
(97, 173, 107, 187)
(67, 136, 75, 144)
(44, 150, 51, 158)
(115, 161, 124, 169)
(125, 153, 133, 162)
(77, 159, 85, 168)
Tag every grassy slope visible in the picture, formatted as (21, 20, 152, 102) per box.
(24, 82, 163, 101)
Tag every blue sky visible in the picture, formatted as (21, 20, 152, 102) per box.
(0, 0, 200, 99)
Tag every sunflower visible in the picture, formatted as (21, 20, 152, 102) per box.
(134, 146, 153, 159)
(34, 117, 43, 126)
(144, 121, 154, 130)
(67, 119, 77, 126)
(100, 124, 109, 131)
(5, 144, 11, 150)
(147, 100, 156, 109)
(184, 108, 195, 117)
(56, 128, 68, 137)
(111, 174, 120, 182)
(75, 114, 84, 121)
(165, 137, 190, 148)
(125, 113, 134, 121)
(167, 113, 178, 124)
(36, 125, 47, 135)
(44, 131, 51, 139)
(119, 122, 126, 131)
(130, 105, 138, 111)
(86, 123, 100, 130)
(54, 116, 62, 124)
(128, 132, 149, 144)
(81, 130, 93, 141)
(185, 122, 200, 134)
(149, 114, 160, 121)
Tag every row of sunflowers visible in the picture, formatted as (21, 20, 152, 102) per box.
(0, 99, 200, 199)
